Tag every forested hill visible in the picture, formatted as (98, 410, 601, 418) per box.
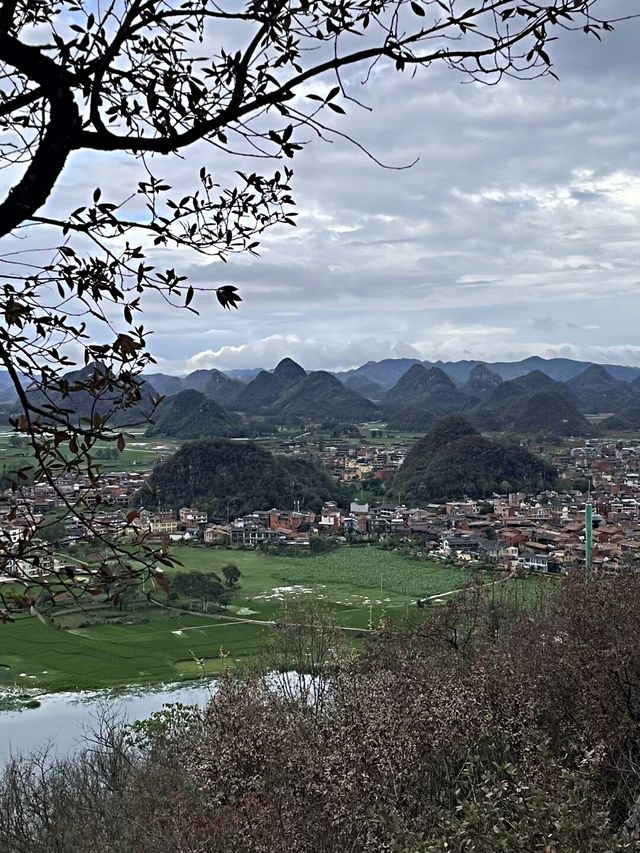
(141, 439, 350, 518)
(390, 416, 557, 503)
(146, 389, 239, 438)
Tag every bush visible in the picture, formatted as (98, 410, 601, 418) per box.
(4, 574, 640, 851)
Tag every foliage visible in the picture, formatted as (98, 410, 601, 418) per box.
(390, 416, 557, 503)
(93, 447, 120, 460)
(5, 574, 640, 849)
(384, 406, 436, 432)
(309, 536, 338, 555)
(168, 570, 233, 609)
(141, 437, 351, 517)
(7, 435, 27, 448)
(221, 563, 241, 588)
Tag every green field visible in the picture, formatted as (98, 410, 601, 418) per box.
(0, 430, 182, 478)
(0, 546, 489, 693)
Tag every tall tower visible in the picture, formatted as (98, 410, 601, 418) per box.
(585, 495, 593, 573)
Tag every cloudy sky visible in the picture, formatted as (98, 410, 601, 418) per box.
(16, 2, 640, 373)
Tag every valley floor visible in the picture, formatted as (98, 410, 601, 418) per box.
(0, 545, 539, 694)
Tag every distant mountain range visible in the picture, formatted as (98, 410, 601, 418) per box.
(337, 355, 640, 388)
(5, 353, 640, 438)
(141, 354, 640, 398)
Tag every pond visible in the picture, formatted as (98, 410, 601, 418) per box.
(0, 680, 217, 765)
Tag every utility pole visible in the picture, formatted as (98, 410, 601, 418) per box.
(585, 480, 593, 574)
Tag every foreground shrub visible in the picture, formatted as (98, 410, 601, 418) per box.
(3, 573, 640, 851)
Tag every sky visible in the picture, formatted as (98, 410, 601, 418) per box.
(11, 2, 640, 374)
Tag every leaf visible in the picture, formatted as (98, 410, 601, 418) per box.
(411, 1, 426, 16)
(153, 573, 170, 595)
(93, 187, 102, 203)
(185, 285, 194, 307)
(117, 433, 126, 452)
(216, 285, 242, 310)
(327, 102, 346, 115)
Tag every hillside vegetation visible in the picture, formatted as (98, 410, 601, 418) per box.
(383, 364, 467, 414)
(142, 438, 349, 517)
(146, 389, 239, 438)
(390, 416, 556, 502)
(274, 371, 380, 421)
(5, 574, 640, 851)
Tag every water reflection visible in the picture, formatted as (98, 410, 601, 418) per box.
(0, 681, 217, 765)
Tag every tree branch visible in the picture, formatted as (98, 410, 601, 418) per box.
(0, 34, 80, 237)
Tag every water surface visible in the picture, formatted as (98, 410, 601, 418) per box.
(0, 681, 216, 764)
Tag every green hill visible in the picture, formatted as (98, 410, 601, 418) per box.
(384, 407, 437, 433)
(510, 390, 592, 436)
(567, 364, 638, 413)
(145, 389, 239, 438)
(389, 416, 556, 503)
(599, 414, 634, 433)
(26, 363, 157, 428)
(141, 438, 349, 517)
(384, 364, 467, 414)
(600, 403, 640, 432)
(144, 369, 244, 406)
(461, 363, 503, 399)
(234, 358, 306, 413)
(274, 371, 380, 422)
(184, 369, 244, 406)
(145, 372, 183, 396)
(343, 375, 385, 401)
(470, 370, 578, 431)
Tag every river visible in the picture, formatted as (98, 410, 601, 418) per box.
(0, 681, 217, 765)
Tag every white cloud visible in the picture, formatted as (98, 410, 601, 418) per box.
(7, 8, 640, 372)
(183, 336, 422, 373)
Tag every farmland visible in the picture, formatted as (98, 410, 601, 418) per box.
(0, 430, 182, 479)
(0, 545, 495, 694)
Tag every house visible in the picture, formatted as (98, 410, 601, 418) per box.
(149, 517, 178, 535)
(500, 529, 527, 547)
(230, 524, 284, 547)
(595, 524, 624, 544)
(179, 507, 208, 526)
(203, 525, 230, 544)
(318, 502, 343, 531)
(268, 509, 315, 531)
(519, 551, 550, 572)
(441, 535, 482, 556)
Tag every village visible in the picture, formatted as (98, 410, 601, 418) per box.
(3, 434, 640, 582)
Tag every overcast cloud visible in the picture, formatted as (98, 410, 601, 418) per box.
(22, 3, 640, 373)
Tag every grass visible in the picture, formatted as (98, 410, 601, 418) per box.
(0, 545, 487, 692)
(0, 611, 265, 692)
(0, 532, 561, 695)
